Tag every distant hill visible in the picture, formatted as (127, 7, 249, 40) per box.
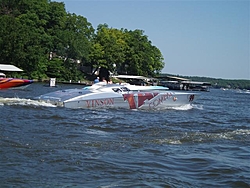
(159, 73, 250, 90)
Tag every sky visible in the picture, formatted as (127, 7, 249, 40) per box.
(54, 0, 249, 80)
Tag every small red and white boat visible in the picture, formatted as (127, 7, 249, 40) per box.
(0, 64, 33, 90)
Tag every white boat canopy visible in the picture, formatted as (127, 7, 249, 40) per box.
(0, 64, 23, 71)
(113, 75, 151, 80)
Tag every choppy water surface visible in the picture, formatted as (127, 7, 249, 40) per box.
(0, 83, 249, 187)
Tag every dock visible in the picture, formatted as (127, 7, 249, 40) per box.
(157, 75, 211, 91)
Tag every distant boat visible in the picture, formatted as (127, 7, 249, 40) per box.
(0, 64, 33, 90)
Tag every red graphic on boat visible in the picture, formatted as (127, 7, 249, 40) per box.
(123, 92, 159, 109)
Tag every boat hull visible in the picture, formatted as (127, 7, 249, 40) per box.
(0, 78, 33, 89)
(64, 92, 197, 109)
(37, 87, 198, 110)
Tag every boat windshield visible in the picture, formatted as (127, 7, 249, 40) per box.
(112, 87, 130, 93)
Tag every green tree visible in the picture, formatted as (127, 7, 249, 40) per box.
(0, 0, 165, 81)
(54, 13, 94, 81)
(57, 13, 94, 62)
(0, 0, 53, 78)
(123, 29, 164, 76)
(90, 24, 127, 74)
(90, 25, 164, 77)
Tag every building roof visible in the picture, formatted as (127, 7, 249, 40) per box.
(157, 75, 190, 81)
(182, 81, 211, 86)
(0, 64, 23, 71)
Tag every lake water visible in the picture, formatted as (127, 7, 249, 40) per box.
(0, 83, 249, 188)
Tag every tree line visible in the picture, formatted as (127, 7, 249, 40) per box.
(184, 76, 250, 90)
(0, 0, 164, 82)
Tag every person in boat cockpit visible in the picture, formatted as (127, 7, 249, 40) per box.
(94, 77, 99, 84)
(102, 77, 107, 83)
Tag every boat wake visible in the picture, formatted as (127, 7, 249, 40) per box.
(191, 104, 204, 110)
(163, 104, 203, 111)
(0, 97, 202, 111)
(171, 104, 193, 110)
(0, 97, 56, 107)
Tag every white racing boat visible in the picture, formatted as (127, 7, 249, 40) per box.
(36, 82, 198, 110)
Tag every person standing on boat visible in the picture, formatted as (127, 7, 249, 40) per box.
(94, 77, 99, 84)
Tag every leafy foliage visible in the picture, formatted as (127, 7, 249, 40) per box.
(0, 0, 164, 82)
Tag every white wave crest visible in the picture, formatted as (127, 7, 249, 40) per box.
(0, 97, 56, 107)
(155, 138, 182, 145)
(191, 129, 250, 141)
(192, 104, 204, 110)
(170, 104, 193, 111)
(231, 129, 250, 135)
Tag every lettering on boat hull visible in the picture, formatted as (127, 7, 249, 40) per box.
(85, 98, 115, 108)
